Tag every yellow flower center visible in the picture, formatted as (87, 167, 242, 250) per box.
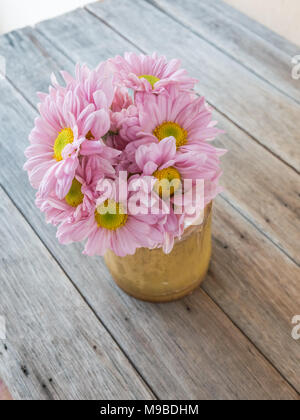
(153, 122, 188, 149)
(139, 74, 160, 89)
(53, 128, 74, 161)
(95, 199, 128, 230)
(153, 167, 182, 198)
(65, 178, 84, 207)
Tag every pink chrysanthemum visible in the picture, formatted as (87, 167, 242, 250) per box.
(57, 176, 164, 257)
(107, 105, 140, 152)
(126, 88, 224, 156)
(111, 85, 133, 112)
(110, 52, 197, 94)
(59, 62, 116, 110)
(36, 156, 106, 226)
(24, 79, 115, 200)
(24, 55, 226, 258)
(135, 137, 223, 249)
(105, 86, 138, 151)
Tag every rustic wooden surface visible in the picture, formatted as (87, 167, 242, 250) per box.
(0, 0, 299, 400)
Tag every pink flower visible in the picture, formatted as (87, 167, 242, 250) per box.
(125, 89, 225, 159)
(106, 86, 138, 151)
(137, 89, 221, 146)
(110, 52, 197, 94)
(57, 177, 164, 257)
(136, 136, 210, 183)
(135, 137, 222, 248)
(131, 89, 226, 204)
(24, 57, 226, 258)
(107, 105, 140, 151)
(160, 211, 185, 254)
(111, 86, 133, 112)
(24, 79, 114, 200)
(60, 62, 116, 110)
(36, 156, 102, 226)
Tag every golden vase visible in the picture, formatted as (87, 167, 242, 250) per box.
(104, 203, 212, 303)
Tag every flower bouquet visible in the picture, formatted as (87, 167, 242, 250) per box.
(24, 53, 225, 302)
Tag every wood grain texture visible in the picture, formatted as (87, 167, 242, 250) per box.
(25, 11, 299, 263)
(0, 186, 154, 400)
(207, 198, 300, 391)
(0, 29, 299, 398)
(0, 184, 297, 400)
(87, 0, 300, 171)
(216, 112, 300, 265)
(147, 0, 300, 103)
(0, 27, 73, 105)
(203, 0, 300, 57)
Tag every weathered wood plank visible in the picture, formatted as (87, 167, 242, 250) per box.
(0, 28, 74, 105)
(0, 40, 299, 398)
(148, 0, 300, 103)
(216, 112, 300, 265)
(200, 0, 300, 58)
(0, 186, 154, 400)
(207, 199, 300, 391)
(0, 22, 139, 109)
(10, 13, 297, 263)
(86, 0, 300, 171)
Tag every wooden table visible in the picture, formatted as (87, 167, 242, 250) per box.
(0, 0, 299, 400)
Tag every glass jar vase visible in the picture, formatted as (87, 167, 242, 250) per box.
(104, 203, 212, 302)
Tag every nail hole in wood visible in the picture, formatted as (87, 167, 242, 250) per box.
(21, 365, 29, 377)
